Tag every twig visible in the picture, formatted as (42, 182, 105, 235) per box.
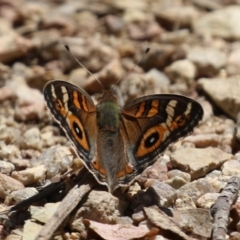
(35, 171, 96, 240)
(0, 175, 67, 215)
(210, 176, 240, 240)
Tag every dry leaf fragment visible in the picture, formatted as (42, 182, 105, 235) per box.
(84, 219, 159, 240)
(173, 209, 212, 238)
(144, 205, 195, 240)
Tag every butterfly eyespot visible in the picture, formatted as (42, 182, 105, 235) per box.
(73, 121, 83, 139)
(145, 132, 159, 148)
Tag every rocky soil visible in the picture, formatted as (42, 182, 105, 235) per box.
(1, 0, 240, 240)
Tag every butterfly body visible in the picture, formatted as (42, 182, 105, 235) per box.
(95, 91, 128, 190)
(44, 80, 203, 192)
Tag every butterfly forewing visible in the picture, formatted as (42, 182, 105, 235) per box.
(43, 80, 97, 161)
(121, 94, 203, 174)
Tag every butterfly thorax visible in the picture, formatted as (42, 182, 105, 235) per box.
(97, 90, 120, 132)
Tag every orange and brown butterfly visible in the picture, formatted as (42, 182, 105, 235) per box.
(43, 50, 203, 192)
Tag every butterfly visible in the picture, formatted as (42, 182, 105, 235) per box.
(43, 80, 203, 192)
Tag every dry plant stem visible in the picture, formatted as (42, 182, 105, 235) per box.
(35, 172, 95, 240)
(0, 176, 67, 215)
(11, 181, 66, 212)
(210, 176, 240, 240)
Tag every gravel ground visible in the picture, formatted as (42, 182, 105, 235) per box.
(1, 1, 240, 240)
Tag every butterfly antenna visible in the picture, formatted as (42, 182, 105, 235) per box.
(111, 47, 150, 91)
(64, 44, 104, 90)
